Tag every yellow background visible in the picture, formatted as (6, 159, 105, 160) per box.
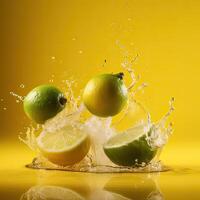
(0, 0, 200, 199)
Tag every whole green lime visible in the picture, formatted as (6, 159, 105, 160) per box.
(103, 124, 157, 167)
(83, 73, 128, 117)
(23, 85, 67, 124)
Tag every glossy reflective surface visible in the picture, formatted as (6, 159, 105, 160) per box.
(1, 142, 200, 200)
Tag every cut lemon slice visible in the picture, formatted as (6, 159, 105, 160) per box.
(37, 125, 90, 166)
(103, 124, 157, 167)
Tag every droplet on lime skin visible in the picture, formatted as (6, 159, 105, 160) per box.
(23, 85, 67, 124)
(83, 72, 128, 117)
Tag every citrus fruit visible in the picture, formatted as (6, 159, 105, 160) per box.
(37, 125, 90, 166)
(103, 124, 157, 166)
(23, 85, 67, 124)
(83, 72, 128, 117)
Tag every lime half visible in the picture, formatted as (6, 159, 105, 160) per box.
(103, 124, 157, 167)
(37, 126, 90, 166)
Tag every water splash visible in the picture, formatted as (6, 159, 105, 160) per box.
(22, 108, 173, 172)
(19, 124, 41, 151)
(10, 91, 24, 102)
(19, 45, 174, 173)
(146, 98, 175, 150)
(20, 84, 25, 88)
(21, 83, 174, 173)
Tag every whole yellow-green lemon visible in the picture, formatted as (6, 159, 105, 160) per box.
(83, 73, 128, 117)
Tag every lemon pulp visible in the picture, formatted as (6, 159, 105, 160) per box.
(37, 125, 90, 166)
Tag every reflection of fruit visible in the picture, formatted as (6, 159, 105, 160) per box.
(36, 172, 91, 198)
(104, 175, 159, 200)
(83, 73, 128, 117)
(20, 185, 85, 200)
(103, 124, 157, 166)
(24, 85, 67, 124)
(37, 126, 90, 166)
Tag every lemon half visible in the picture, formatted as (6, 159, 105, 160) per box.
(37, 126, 90, 166)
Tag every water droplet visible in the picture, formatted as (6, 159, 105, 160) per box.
(20, 84, 25, 88)
(3, 107, 7, 110)
(78, 50, 83, 54)
(51, 56, 56, 60)
(141, 162, 146, 167)
(49, 79, 54, 83)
